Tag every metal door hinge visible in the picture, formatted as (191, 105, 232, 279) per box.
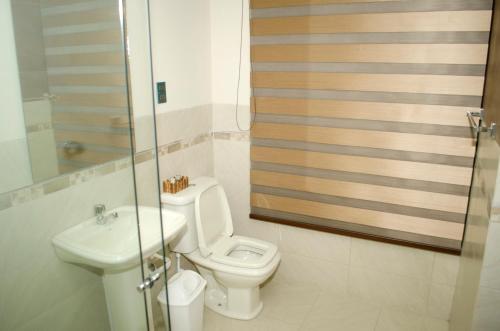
(489, 122, 497, 138)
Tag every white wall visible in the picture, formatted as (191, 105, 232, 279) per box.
(150, 0, 212, 113)
(0, 0, 32, 192)
(147, 0, 249, 113)
(127, 0, 214, 153)
(210, 0, 252, 133)
(147, 0, 215, 185)
(125, 0, 156, 153)
(210, 0, 251, 106)
(126, 0, 154, 121)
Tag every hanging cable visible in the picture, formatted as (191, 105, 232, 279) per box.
(235, 0, 256, 131)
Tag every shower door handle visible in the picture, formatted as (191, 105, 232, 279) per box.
(466, 109, 496, 138)
(136, 272, 161, 292)
(467, 110, 483, 137)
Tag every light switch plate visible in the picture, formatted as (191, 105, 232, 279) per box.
(157, 82, 167, 104)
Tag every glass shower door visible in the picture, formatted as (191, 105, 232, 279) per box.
(0, 0, 169, 329)
(124, 0, 172, 330)
(450, 4, 500, 328)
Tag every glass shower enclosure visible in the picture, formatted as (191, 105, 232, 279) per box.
(0, 0, 170, 330)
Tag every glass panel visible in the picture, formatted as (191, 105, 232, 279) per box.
(450, 132, 500, 328)
(125, 0, 171, 330)
(0, 0, 162, 330)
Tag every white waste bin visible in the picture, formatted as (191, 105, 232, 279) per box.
(158, 270, 207, 331)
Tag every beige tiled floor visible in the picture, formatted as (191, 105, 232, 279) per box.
(203, 281, 449, 331)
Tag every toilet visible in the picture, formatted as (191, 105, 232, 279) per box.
(161, 177, 281, 320)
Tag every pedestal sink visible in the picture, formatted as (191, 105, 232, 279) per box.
(52, 206, 186, 331)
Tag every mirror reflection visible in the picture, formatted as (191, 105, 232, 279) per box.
(1, 0, 132, 194)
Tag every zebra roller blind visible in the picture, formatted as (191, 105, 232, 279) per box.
(249, 0, 492, 251)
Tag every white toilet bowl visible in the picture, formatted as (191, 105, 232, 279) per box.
(186, 235, 280, 319)
(161, 177, 281, 320)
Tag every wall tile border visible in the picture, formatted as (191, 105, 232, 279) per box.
(213, 131, 250, 141)
(26, 122, 53, 133)
(0, 130, 247, 211)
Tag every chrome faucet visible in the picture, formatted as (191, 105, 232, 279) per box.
(94, 204, 118, 225)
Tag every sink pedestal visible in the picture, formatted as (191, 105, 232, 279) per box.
(102, 264, 153, 331)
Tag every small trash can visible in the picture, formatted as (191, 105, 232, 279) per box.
(158, 270, 207, 331)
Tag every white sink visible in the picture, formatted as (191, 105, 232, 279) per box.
(52, 206, 186, 271)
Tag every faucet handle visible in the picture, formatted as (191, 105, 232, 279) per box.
(95, 204, 106, 215)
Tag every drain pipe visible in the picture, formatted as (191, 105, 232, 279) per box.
(149, 253, 172, 275)
(176, 252, 183, 272)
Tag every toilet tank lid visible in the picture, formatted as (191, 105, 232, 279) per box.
(161, 177, 218, 206)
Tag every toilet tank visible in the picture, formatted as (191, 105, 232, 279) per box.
(161, 177, 218, 253)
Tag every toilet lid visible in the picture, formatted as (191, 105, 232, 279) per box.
(194, 184, 233, 257)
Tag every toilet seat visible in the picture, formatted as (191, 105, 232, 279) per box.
(186, 246, 281, 278)
(193, 183, 279, 273)
(209, 235, 278, 269)
(194, 184, 234, 258)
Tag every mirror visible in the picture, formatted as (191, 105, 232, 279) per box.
(0, 0, 144, 195)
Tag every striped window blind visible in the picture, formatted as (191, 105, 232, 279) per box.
(40, 0, 130, 174)
(249, 0, 492, 252)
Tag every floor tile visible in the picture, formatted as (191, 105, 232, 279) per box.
(202, 281, 451, 331)
(260, 281, 321, 326)
(423, 317, 450, 331)
(203, 308, 300, 331)
(300, 291, 381, 331)
(375, 308, 425, 331)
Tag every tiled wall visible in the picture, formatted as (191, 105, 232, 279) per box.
(0, 164, 136, 330)
(139, 107, 215, 331)
(134, 107, 215, 208)
(0, 138, 32, 194)
(213, 130, 459, 328)
(0, 110, 214, 330)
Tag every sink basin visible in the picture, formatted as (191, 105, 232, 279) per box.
(52, 206, 186, 271)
